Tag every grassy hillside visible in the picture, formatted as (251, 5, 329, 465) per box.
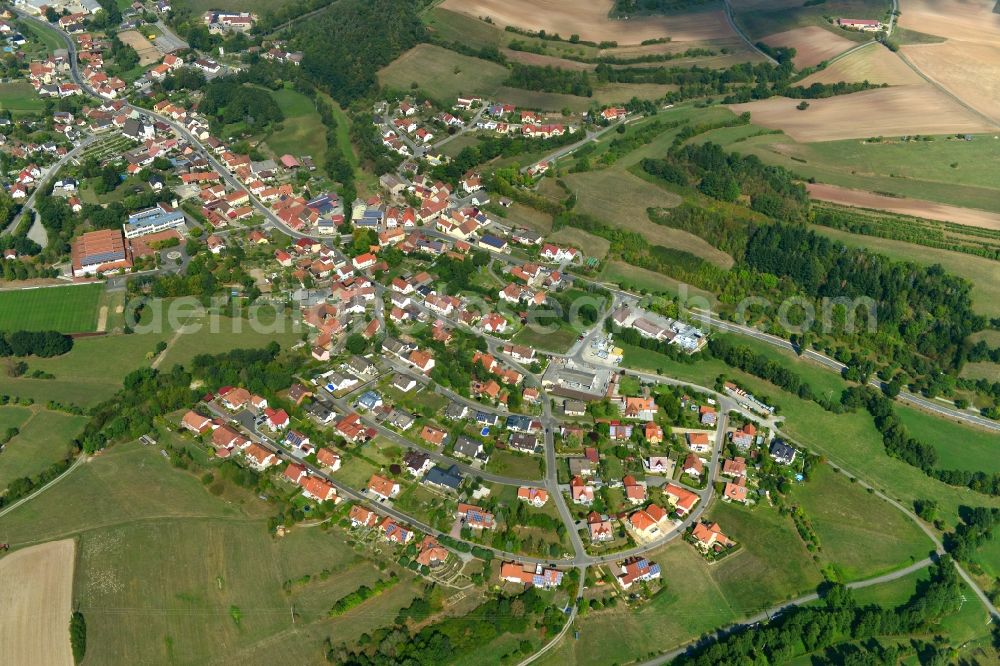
(0, 443, 430, 665)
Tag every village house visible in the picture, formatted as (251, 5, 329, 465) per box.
(616, 557, 661, 590)
(682, 453, 704, 478)
(628, 504, 670, 539)
(570, 476, 594, 505)
(687, 432, 712, 453)
(587, 512, 614, 543)
(367, 473, 400, 501)
(317, 447, 342, 472)
(517, 486, 549, 507)
(664, 483, 699, 516)
(457, 503, 496, 530)
(349, 505, 380, 528)
(623, 475, 647, 504)
(500, 561, 563, 589)
(691, 522, 735, 553)
(181, 410, 213, 435)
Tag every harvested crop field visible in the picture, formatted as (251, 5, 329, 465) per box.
(799, 43, 922, 85)
(728, 85, 999, 141)
(903, 42, 1000, 123)
(118, 30, 160, 66)
(898, 0, 1000, 45)
(761, 26, 855, 69)
(806, 183, 1000, 231)
(0, 539, 75, 666)
(439, 0, 735, 44)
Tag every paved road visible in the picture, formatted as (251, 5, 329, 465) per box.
(432, 106, 486, 151)
(153, 21, 188, 53)
(722, 0, 777, 66)
(3, 135, 97, 241)
(689, 309, 1000, 433)
(518, 119, 627, 174)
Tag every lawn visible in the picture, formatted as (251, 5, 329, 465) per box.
(0, 81, 45, 115)
(547, 227, 609, 260)
(713, 333, 852, 403)
(378, 44, 509, 103)
(0, 330, 172, 407)
(707, 501, 824, 609)
(20, 19, 64, 53)
(0, 284, 103, 332)
(512, 324, 578, 354)
(790, 465, 934, 580)
(0, 442, 426, 665)
(0, 408, 87, 492)
(485, 449, 543, 480)
(262, 87, 327, 168)
(157, 314, 304, 369)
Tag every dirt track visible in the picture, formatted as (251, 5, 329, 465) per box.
(798, 44, 922, 86)
(0, 539, 75, 666)
(806, 182, 1000, 231)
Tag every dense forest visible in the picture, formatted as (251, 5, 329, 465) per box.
(640, 139, 985, 382)
(642, 140, 810, 221)
(297, 0, 428, 105)
(504, 64, 594, 97)
(198, 79, 285, 132)
(613, 0, 714, 12)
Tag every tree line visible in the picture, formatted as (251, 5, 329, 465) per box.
(676, 560, 963, 665)
(327, 585, 567, 664)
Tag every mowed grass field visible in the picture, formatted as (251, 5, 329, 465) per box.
(262, 87, 327, 168)
(0, 306, 302, 408)
(0, 284, 103, 332)
(379, 44, 509, 102)
(790, 465, 933, 579)
(0, 81, 45, 115)
(895, 404, 1000, 474)
(0, 407, 86, 492)
(561, 170, 734, 269)
(0, 443, 428, 665)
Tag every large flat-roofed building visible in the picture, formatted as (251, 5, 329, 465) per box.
(72, 229, 132, 277)
(124, 203, 185, 239)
